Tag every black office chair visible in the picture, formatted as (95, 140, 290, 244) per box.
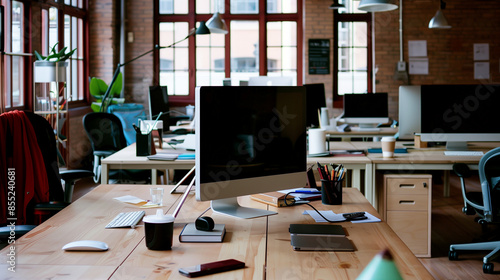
(82, 112, 152, 183)
(449, 147, 500, 273)
(0, 111, 93, 242)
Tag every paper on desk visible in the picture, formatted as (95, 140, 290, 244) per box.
(113, 195, 162, 208)
(303, 210, 381, 223)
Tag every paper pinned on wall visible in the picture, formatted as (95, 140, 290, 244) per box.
(474, 43, 489, 61)
(474, 62, 490, 80)
(408, 40, 427, 57)
(408, 58, 429, 75)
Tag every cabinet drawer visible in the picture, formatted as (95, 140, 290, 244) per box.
(387, 194, 428, 211)
(386, 177, 430, 196)
(387, 211, 429, 257)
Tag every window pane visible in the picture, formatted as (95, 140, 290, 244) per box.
(159, 0, 188, 14)
(266, 22, 296, 83)
(230, 21, 259, 84)
(231, 0, 258, 14)
(267, 0, 297, 14)
(49, 7, 58, 50)
(196, 0, 225, 14)
(196, 32, 225, 86)
(159, 22, 189, 95)
(337, 21, 367, 95)
(339, 0, 367, 14)
(12, 56, 25, 107)
(12, 1, 23, 53)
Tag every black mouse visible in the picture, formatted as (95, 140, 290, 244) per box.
(195, 216, 215, 231)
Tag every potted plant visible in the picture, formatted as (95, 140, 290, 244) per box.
(89, 73, 125, 112)
(33, 42, 76, 83)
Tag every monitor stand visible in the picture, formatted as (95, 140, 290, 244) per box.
(211, 198, 277, 219)
(446, 141, 468, 151)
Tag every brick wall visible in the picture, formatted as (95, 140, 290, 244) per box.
(374, 0, 500, 120)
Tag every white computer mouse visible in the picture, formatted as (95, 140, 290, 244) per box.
(62, 240, 109, 251)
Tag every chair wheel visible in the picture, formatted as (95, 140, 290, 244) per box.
(483, 263, 494, 273)
(449, 250, 458, 260)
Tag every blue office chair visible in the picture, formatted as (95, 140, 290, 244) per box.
(107, 103, 147, 145)
(449, 147, 500, 273)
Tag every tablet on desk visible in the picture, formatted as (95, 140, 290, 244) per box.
(291, 235, 355, 251)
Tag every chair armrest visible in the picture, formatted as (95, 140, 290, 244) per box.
(94, 150, 115, 158)
(453, 163, 471, 178)
(60, 170, 94, 182)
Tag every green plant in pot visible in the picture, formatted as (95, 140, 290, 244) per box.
(33, 42, 76, 83)
(89, 72, 125, 112)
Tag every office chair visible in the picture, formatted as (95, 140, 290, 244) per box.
(107, 103, 147, 145)
(0, 111, 92, 242)
(449, 147, 500, 274)
(82, 112, 152, 183)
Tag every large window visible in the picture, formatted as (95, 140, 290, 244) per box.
(333, 0, 372, 103)
(156, 0, 302, 105)
(1, 0, 87, 112)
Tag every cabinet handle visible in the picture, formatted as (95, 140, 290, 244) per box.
(423, 182, 427, 188)
(399, 200, 415, 205)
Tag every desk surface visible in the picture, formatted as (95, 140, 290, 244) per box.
(1, 184, 432, 279)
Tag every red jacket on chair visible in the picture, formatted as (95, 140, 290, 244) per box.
(0, 110, 50, 225)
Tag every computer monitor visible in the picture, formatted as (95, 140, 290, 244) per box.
(304, 83, 327, 128)
(398, 85, 421, 140)
(148, 86, 170, 131)
(248, 76, 294, 86)
(341, 93, 389, 129)
(420, 84, 500, 150)
(195, 86, 307, 219)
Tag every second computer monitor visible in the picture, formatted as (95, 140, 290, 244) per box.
(304, 83, 327, 128)
(342, 93, 389, 128)
(148, 85, 169, 130)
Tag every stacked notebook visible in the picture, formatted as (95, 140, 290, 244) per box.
(289, 224, 354, 251)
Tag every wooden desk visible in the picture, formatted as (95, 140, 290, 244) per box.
(1, 185, 432, 279)
(326, 127, 398, 141)
(351, 141, 498, 209)
(100, 143, 195, 184)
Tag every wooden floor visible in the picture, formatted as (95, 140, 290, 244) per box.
(73, 173, 500, 279)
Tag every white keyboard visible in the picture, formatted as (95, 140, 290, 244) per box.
(444, 151, 484, 156)
(105, 211, 145, 229)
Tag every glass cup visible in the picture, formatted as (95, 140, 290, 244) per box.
(150, 187, 164, 206)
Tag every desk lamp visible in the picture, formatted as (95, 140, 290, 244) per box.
(100, 22, 211, 112)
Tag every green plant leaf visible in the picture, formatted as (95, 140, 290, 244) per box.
(89, 77, 109, 97)
(34, 50, 46, 61)
(50, 42, 59, 55)
(90, 102, 102, 112)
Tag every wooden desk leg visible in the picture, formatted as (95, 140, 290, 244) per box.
(365, 163, 375, 208)
(152, 169, 158, 185)
(443, 170, 450, 197)
(101, 163, 109, 184)
(352, 169, 361, 192)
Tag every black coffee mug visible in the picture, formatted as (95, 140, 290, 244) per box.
(143, 211, 175, 250)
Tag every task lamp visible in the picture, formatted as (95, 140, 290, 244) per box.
(100, 21, 211, 112)
(428, 0, 451, 29)
(358, 0, 398, 12)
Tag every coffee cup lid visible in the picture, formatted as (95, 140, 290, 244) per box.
(143, 209, 174, 224)
(381, 136, 395, 141)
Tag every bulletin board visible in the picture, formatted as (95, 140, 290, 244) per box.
(308, 39, 330, 75)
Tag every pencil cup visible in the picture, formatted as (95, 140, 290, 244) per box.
(136, 132, 152, 156)
(321, 179, 342, 205)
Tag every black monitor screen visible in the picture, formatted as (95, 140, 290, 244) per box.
(304, 84, 327, 128)
(343, 93, 389, 118)
(198, 86, 307, 184)
(148, 86, 169, 130)
(421, 85, 500, 133)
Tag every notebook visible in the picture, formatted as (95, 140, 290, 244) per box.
(179, 223, 226, 243)
(291, 235, 355, 251)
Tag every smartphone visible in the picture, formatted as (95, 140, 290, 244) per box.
(178, 259, 245, 278)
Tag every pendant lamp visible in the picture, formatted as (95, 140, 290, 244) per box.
(428, 0, 451, 29)
(206, 12, 228, 34)
(358, 0, 398, 12)
(329, 0, 345, 9)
